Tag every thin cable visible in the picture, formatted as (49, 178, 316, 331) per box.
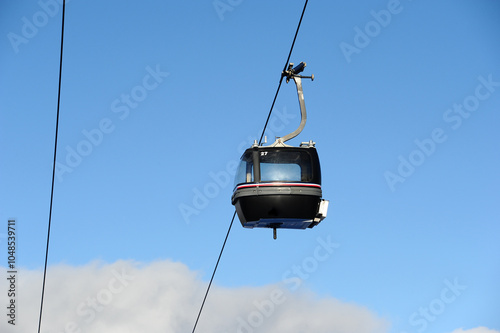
(191, 211, 236, 333)
(38, 1, 65, 332)
(258, 0, 309, 145)
(282, 0, 309, 78)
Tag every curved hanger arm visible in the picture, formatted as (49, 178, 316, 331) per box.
(276, 62, 314, 145)
(280, 76, 307, 143)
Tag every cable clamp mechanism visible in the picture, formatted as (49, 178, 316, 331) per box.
(282, 62, 314, 83)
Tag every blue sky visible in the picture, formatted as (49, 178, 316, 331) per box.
(1, 1, 499, 332)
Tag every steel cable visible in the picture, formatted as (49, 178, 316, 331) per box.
(38, 0, 66, 332)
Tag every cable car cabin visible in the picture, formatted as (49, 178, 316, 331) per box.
(231, 61, 329, 238)
(231, 140, 329, 231)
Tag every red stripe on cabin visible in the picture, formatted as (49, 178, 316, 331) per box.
(236, 183, 321, 190)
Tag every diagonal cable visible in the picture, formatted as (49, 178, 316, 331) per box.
(258, 0, 309, 145)
(191, 211, 236, 333)
(38, 0, 66, 332)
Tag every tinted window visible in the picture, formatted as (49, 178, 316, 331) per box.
(260, 161, 301, 181)
(260, 150, 312, 182)
(234, 151, 253, 187)
(234, 148, 318, 187)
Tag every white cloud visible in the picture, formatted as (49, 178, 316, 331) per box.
(1, 259, 390, 333)
(450, 328, 500, 333)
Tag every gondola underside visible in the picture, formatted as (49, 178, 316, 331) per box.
(232, 185, 326, 229)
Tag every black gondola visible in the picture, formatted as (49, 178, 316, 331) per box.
(231, 62, 329, 239)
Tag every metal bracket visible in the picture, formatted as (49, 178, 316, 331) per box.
(276, 62, 314, 144)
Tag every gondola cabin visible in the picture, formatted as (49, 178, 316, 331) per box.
(232, 140, 329, 231)
(231, 61, 329, 239)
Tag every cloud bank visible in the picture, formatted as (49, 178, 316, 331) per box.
(450, 328, 500, 333)
(1, 260, 498, 333)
